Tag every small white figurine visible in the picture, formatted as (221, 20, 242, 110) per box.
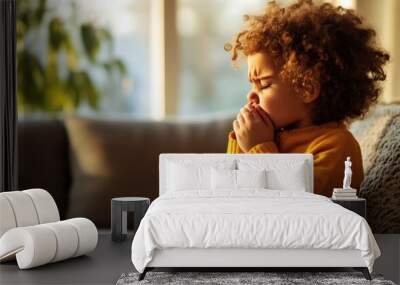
(342, 157, 353, 190)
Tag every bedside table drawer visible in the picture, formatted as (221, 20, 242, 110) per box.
(331, 199, 366, 218)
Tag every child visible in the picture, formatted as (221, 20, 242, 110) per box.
(224, 0, 390, 197)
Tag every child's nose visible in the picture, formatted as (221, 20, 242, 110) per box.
(247, 91, 260, 105)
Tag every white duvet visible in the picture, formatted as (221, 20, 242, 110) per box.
(131, 190, 380, 273)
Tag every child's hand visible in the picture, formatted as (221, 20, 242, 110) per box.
(233, 102, 275, 152)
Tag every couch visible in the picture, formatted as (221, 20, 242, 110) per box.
(17, 115, 233, 228)
(17, 104, 400, 232)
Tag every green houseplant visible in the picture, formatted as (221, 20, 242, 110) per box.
(17, 0, 126, 113)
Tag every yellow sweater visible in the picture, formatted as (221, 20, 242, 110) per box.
(227, 121, 364, 197)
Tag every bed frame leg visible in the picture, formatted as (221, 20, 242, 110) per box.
(354, 267, 371, 280)
(138, 268, 148, 281)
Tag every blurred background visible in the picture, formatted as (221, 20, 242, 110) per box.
(17, 0, 400, 120)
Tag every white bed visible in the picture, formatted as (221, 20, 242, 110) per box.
(131, 154, 380, 281)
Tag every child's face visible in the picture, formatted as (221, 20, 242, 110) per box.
(247, 52, 311, 129)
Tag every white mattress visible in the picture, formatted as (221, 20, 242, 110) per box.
(131, 190, 380, 273)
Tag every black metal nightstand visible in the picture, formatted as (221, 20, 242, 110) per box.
(331, 198, 366, 218)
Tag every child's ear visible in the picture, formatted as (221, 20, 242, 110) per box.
(302, 81, 320, 103)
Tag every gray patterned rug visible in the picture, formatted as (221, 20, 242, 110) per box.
(116, 271, 396, 285)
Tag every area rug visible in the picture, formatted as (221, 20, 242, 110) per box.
(116, 271, 396, 285)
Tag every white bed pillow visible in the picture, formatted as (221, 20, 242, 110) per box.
(236, 169, 267, 188)
(167, 163, 208, 191)
(237, 159, 307, 191)
(167, 159, 235, 191)
(211, 168, 267, 190)
(267, 166, 307, 191)
(211, 168, 236, 189)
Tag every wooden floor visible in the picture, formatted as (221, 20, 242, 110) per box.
(0, 232, 398, 285)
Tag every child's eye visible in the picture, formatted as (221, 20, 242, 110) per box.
(261, 84, 271, 90)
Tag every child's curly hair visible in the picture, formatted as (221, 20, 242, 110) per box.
(225, 0, 390, 125)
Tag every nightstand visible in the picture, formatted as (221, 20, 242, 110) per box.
(331, 198, 366, 218)
(111, 197, 150, 242)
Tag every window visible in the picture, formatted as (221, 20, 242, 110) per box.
(176, 0, 267, 117)
(17, 0, 151, 118)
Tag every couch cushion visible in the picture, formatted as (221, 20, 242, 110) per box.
(349, 103, 400, 233)
(65, 115, 233, 228)
(17, 119, 71, 219)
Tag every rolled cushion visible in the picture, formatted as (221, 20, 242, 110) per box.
(24, 188, 60, 224)
(65, 218, 98, 257)
(0, 191, 39, 228)
(0, 196, 17, 237)
(0, 218, 97, 269)
(0, 189, 60, 238)
(0, 226, 57, 268)
(41, 221, 79, 262)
